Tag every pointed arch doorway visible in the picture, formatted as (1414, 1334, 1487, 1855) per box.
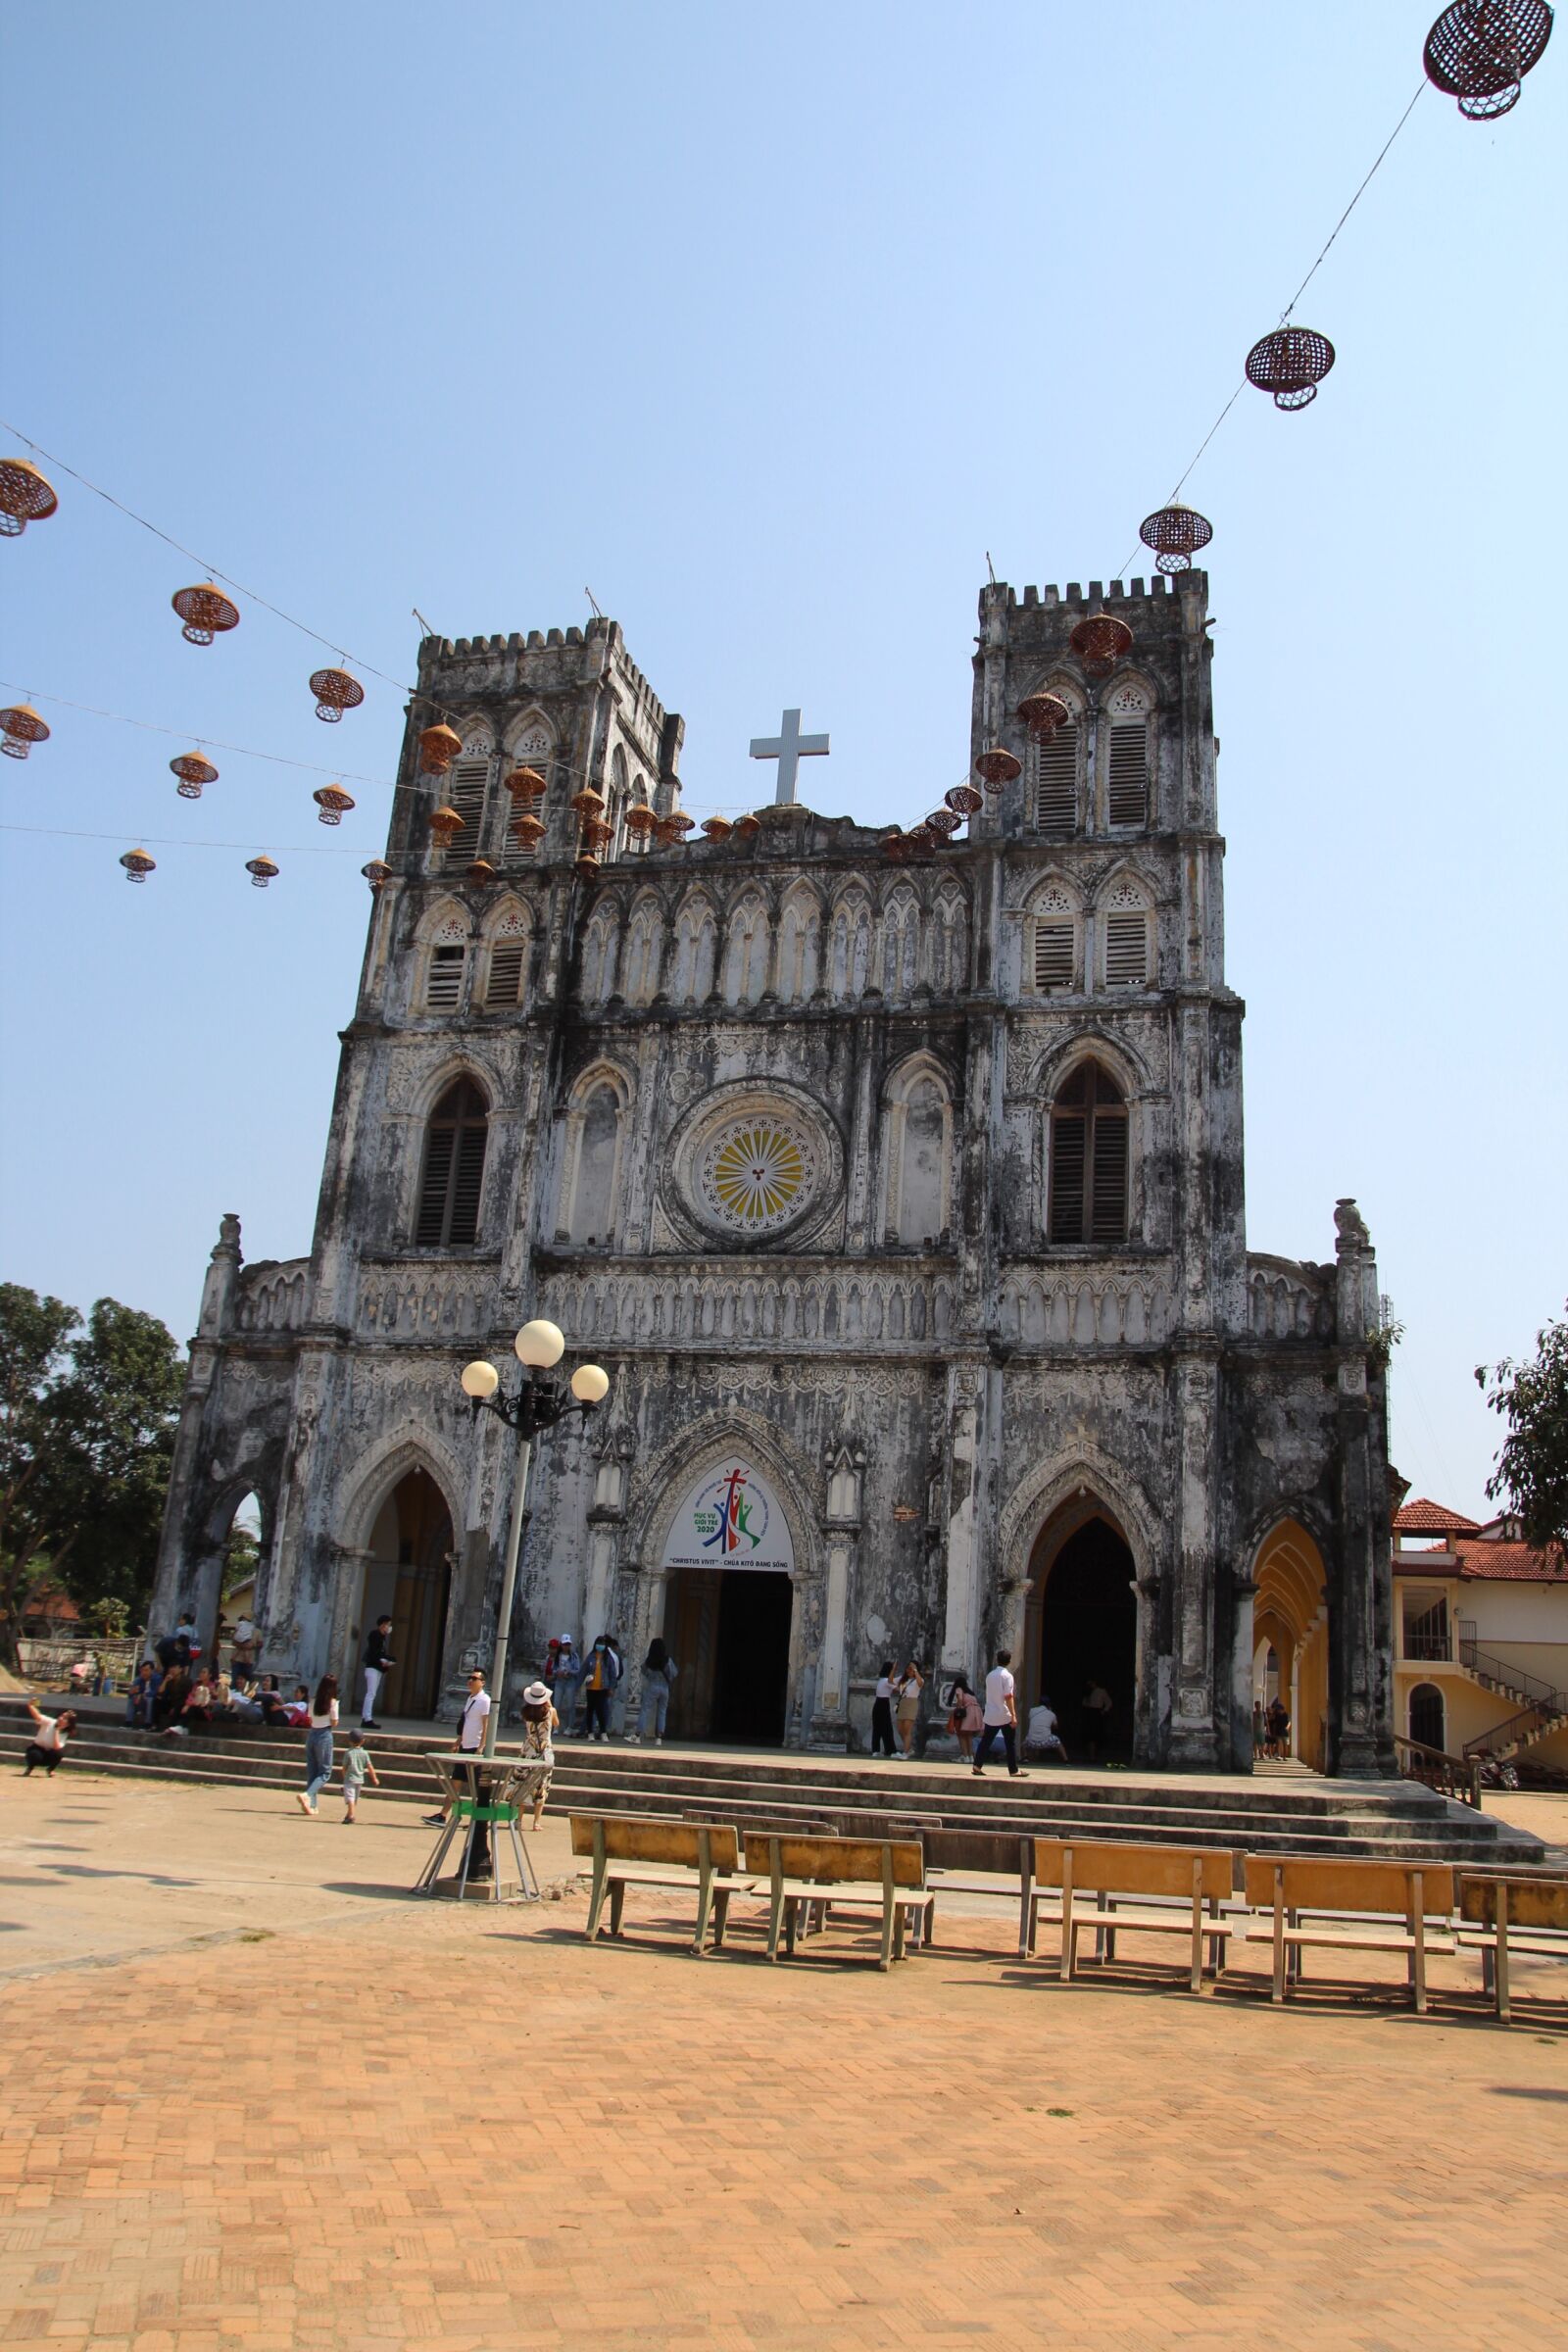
(1025, 1498, 1137, 1761)
(358, 1469, 454, 1719)
(657, 1456, 799, 1746)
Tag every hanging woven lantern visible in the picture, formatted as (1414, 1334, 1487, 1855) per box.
(581, 816, 614, 853)
(1139, 504, 1214, 573)
(1069, 609, 1135, 674)
(466, 858, 498, 885)
(974, 745, 1021, 788)
(575, 852, 601, 880)
(652, 815, 682, 848)
(418, 721, 464, 774)
(0, 704, 49, 760)
(0, 458, 59, 537)
(172, 583, 240, 646)
(170, 749, 219, 799)
(313, 783, 356, 826)
(310, 664, 365, 722)
(732, 812, 761, 842)
(428, 804, 465, 847)
(623, 799, 659, 838)
(1017, 690, 1070, 743)
(570, 786, 606, 822)
(945, 782, 984, 818)
(701, 815, 733, 844)
(504, 764, 548, 804)
(881, 829, 911, 861)
(905, 821, 938, 856)
(511, 809, 547, 850)
(362, 859, 392, 891)
(1246, 326, 1335, 410)
(926, 808, 962, 838)
(1424, 0, 1553, 116)
(664, 809, 695, 838)
(120, 847, 156, 884)
(245, 854, 279, 889)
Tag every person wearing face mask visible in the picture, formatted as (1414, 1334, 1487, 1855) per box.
(580, 1635, 620, 1741)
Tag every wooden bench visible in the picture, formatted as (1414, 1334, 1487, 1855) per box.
(571, 1813, 745, 1955)
(1029, 1838, 1238, 1992)
(741, 1832, 926, 1969)
(1457, 1874, 1568, 2022)
(921, 1829, 1039, 1957)
(1242, 1856, 1455, 2012)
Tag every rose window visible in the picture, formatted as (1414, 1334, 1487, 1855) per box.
(697, 1118, 817, 1235)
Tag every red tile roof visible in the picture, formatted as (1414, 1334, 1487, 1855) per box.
(1394, 1496, 1481, 1535)
(1453, 1537, 1568, 1584)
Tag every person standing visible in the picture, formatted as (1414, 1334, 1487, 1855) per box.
(361, 1615, 396, 1728)
(946, 1673, 984, 1762)
(22, 1705, 78, 1776)
(229, 1614, 259, 1690)
(551, 1638, 582, 1738)
(972, 1649, 1024, 1778)
(1079, 1680, 1113, 1763)
(579, 1637, 619, 1742)
(296, 1675, 339, 1815)
(895, 1661, 925, 1759)
(422, 1668, 493, 1826)
(870, 1663, 899, 1758)
(340, 1732, 379, 1824)
(519, 1680, 557, 1829)
(633, 1638, 677, 1745)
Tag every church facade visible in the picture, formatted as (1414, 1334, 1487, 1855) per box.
(151, 571, 1396, 1774)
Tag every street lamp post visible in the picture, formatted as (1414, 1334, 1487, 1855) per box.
(460, 1319, 610, 1755)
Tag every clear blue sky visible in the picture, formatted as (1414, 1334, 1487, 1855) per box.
(1, 3, 1563, 1516)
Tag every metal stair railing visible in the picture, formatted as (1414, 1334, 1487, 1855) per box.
(1463, 1703, 1568, 1761)
(1456, 1622, 1564, 1716)
(1393, 1733, 1482, 1808)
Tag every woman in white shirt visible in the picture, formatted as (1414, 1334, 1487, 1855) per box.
(23, 1705, 78, 1777)
(297, 1676, 339, 1816)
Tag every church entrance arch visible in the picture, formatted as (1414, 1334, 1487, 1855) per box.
(657, 1458, 797, 1746)
(1025, 1499, 1137, 1761)
(1251, 1520, 1330, 1770)
(357, 1469, 454, 1720)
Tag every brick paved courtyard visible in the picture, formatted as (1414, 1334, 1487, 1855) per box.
(2, 1775, 1565, 2350)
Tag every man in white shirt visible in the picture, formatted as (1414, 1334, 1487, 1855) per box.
(971, 1648, 1024, 1777)
(423, 1671, 496, 1872)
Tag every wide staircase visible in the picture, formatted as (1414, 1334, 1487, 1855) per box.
(1456, 1628, 1568, 1764)
(2, 1696, 1546, 1866)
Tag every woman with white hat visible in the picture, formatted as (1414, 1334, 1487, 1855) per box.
(519, 1681, 558, 1830)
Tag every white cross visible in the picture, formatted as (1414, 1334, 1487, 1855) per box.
(749, 707, 829, 806)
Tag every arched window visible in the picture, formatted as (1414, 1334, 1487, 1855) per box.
(1409, 1684, 1446, 1752)
(829, 895, 871, 999)
(1101, 878, 1152, 989)
(880, 892, 920, 1002)
(671, 896, 716, 1004)
(423, 917, 469, 1012)
(931, 891, 968, 995)
(1031, 688, 1083, 834)
(1103, 681, 1152, 829)
(723, 898, 768, 1004)
(1030, 882, 1079, 994)
(580, 906, 619, 1003)
(887, 1071, 950, 1244)
(620, 901, 662, 1005)
(440, 742, 493, 864)
(415, 1077, 489, 1248)
(1049, 1061, 1128, 1245)
(777, 892, 819, 1002)
(483, 911, 529, 1008)
(609, 747, 629, 859)
(567, 1084, 622, 1244)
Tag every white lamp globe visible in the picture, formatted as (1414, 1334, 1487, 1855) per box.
(570, 1363, 611, 1404)
(514, 1318, 565, 1370)
(461, 1359, 500, 1400)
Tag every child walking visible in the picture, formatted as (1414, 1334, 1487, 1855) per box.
(341, 1730, 379, 1824)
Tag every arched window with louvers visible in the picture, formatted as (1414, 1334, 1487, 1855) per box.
(1099, 875, 1153, 990)
(1048, 1060, 1129, 1247)
(1030, 682, 1085, 836)
(422, 913, 471, 1014)
(1101, 678, 1152, 831)
(482, 906, 531, 1009)
(415, 1076, 491, 1249)
(1029, 878, 1081, 996)
(440, 733, 495, 866)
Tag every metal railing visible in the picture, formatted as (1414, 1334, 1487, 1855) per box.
(1393, 1734, 1481, 1808)
(1400, 1628, 1453, 1662)
(1457, 1628, 1564, 1715)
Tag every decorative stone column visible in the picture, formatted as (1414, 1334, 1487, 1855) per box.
(810, 1444, 863, 1748)
(1168, 1348, 1221, 1767)
(1230, 1574, 1258, 1775)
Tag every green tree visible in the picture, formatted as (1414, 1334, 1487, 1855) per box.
(0, 1284, 185, 1668)
(223, 1519, 260, 1599)
(1477, 1300, 1568, 1563)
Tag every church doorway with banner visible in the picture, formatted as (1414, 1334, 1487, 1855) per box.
(660, 1458, 796, 1745)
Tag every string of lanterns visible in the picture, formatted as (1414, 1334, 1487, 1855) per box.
(3, 5, 1555, 894)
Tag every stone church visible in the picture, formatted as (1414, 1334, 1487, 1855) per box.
(151, 569, 1396, 1774)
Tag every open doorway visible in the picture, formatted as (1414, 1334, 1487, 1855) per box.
(360, 1469, 454, 1720)
(1029, 1511, 1137, 1760)
(665, 1568, 793, 1744)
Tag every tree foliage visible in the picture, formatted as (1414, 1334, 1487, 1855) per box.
(1477, 1300, 1568, 1562)
(0, 1283, 185, 1667)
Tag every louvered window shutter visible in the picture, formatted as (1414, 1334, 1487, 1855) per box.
(1033, 918, 1074, 993)
(485, 940, 526, 1006)
(415, 1126, 457, 1246)
(444, 760, 489, 861)
(1106, 721, 1148, 827)
(425, 943, 466, 1010)
(1103, 908, 1149, 988)
(1090, 1112, 1129, 1242)
(1049, 1115, 1087, 1242)
(415, 1079, 489, 1248)
(1034, 725, 1078, 832)
(448, 1125, 486, 1246)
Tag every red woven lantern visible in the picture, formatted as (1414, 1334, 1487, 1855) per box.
(466, 858, 498, 885)
(1245, 327, 1335, 411)
(945, 782, 984, 818)
(0, 458, 58, 537)
(120, 847, 156, 884)
(428, 804, 465, 846)
(418, 722, 464, 774)
(1424, 0, 1553, 117)
(1139, 504, 1213, 573)
(511, 809, 546, 850)
(362, 859, 392, 891)
(504, 764, 547, 804)
(926, 808, 961, 838)
(975, 745, 1021, 788)
(1069, 610, 1134, 674)
(0, 704, 49, 760)
(732, 812, 760, 842)
(310, 664, 365, 722)
(1017, 691, 1070, 743)
(663, 809, 695, 838)
(581, 816, 614, 853)
(313, 784, 356, 826)
(570, 786, 606, 822)
(575, 852, 601, 880)
(171, 749, 219, 799)
(245, 854, 279, 889)
(881, 829, 910, 860)
(623, 800, 659, 838)
(905, 822, 938, 856)
(701, 815, 733, 844)
(172, 582, 239, 646)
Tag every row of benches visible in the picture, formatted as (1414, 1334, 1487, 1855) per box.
(568, 1814, 1568, 2020)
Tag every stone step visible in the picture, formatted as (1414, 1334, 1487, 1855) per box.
(2, 1711, 1542, 1865)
